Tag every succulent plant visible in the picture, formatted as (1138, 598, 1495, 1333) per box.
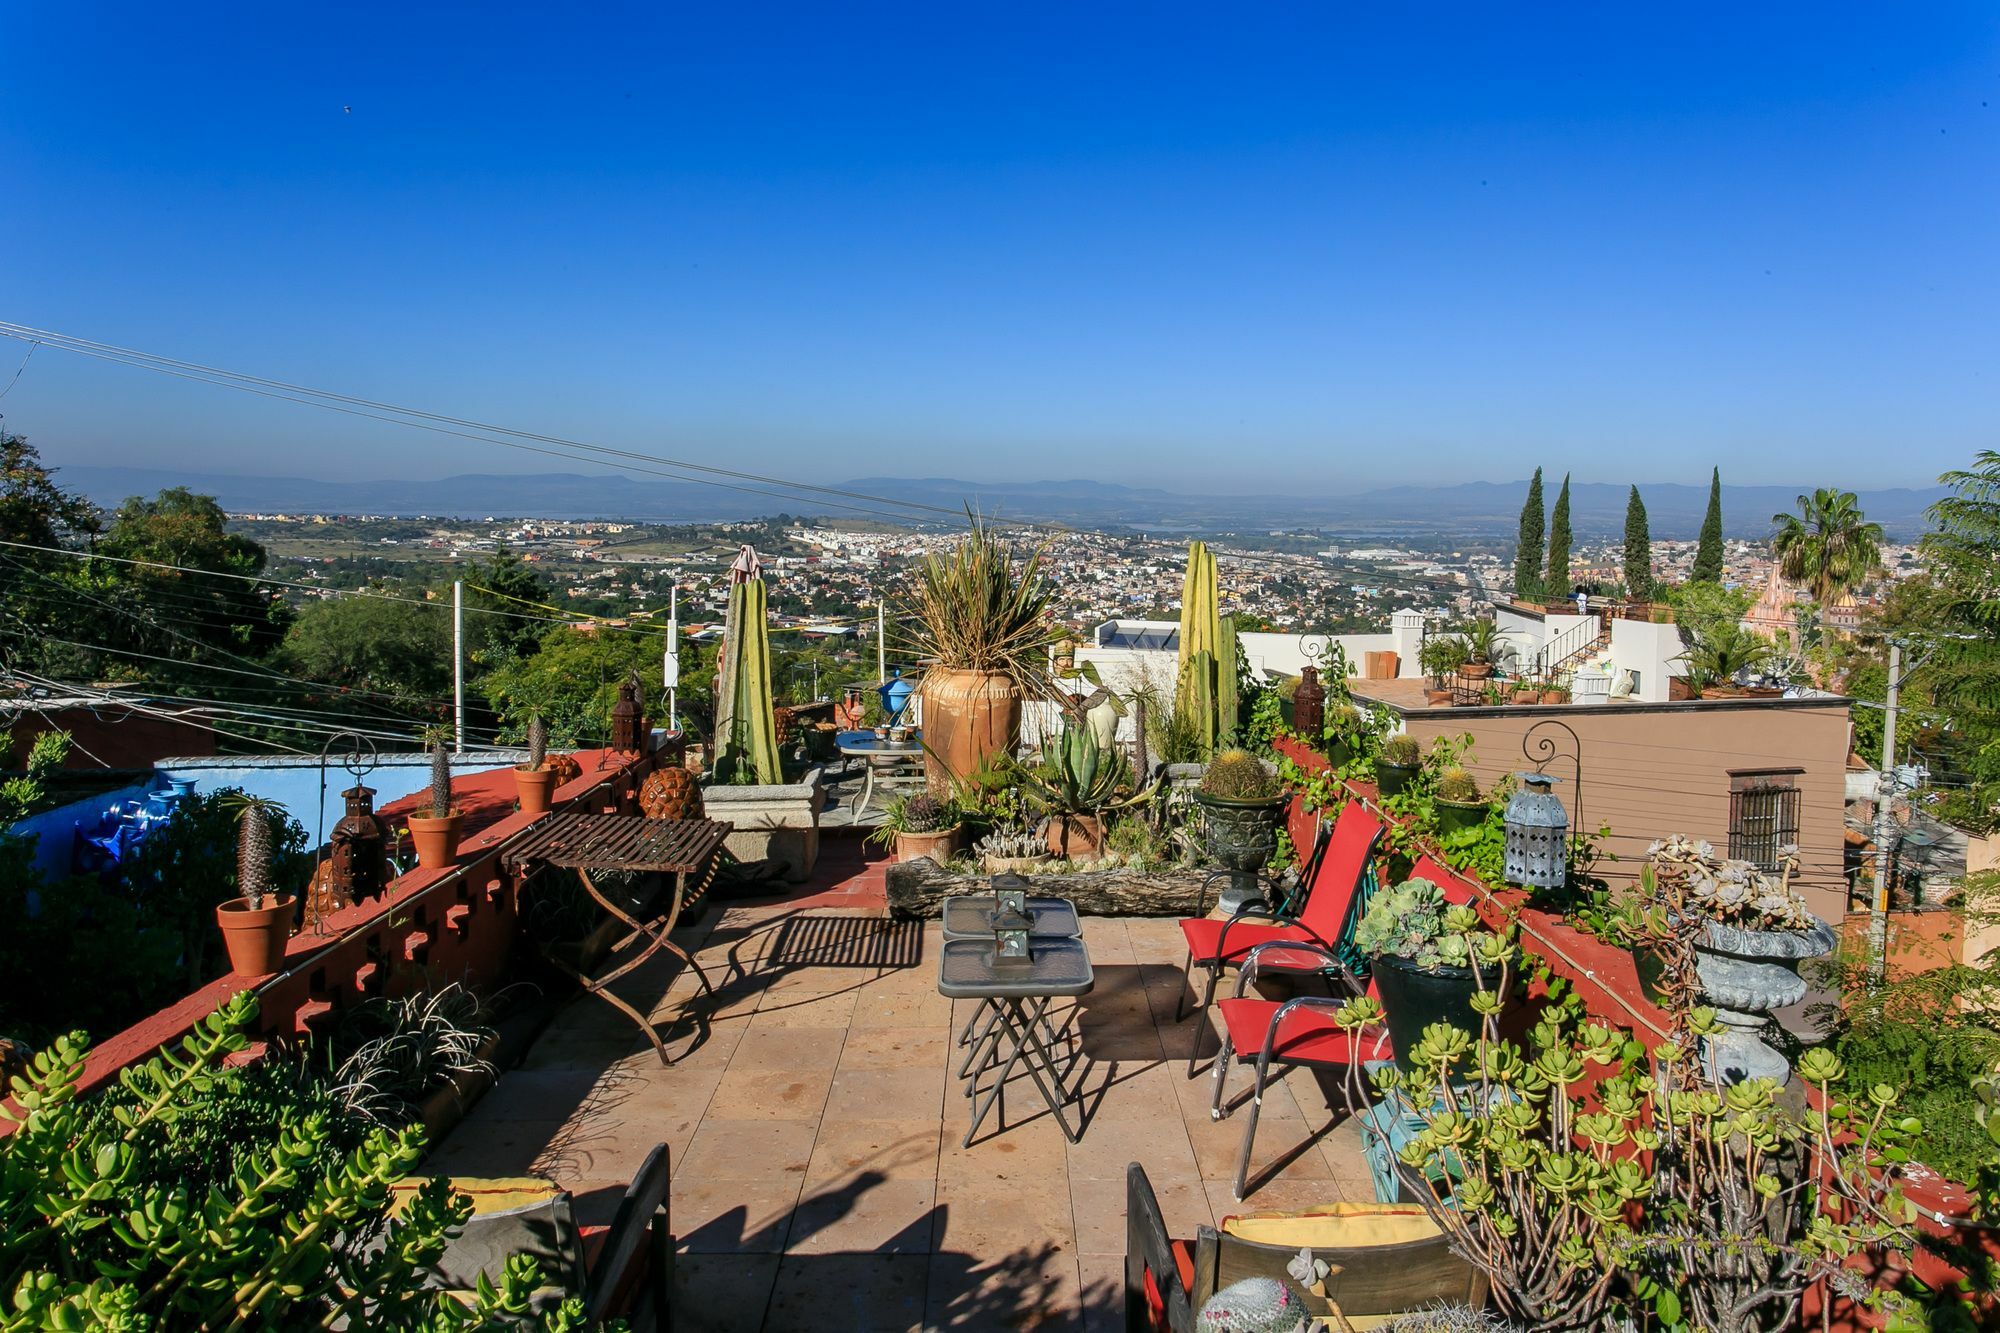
(524, 715, 547, 771)
(1352, 877, 1508, 971)
(1435, 767, 1481, 804)
(1380, 734, 1421, 768)
(429, 741, 454, 819)
(1200, 748, 1280, 801)
(974, 828, 1046, 860)
(1324, 703, 1361, 736)
(236, 799, 274, 911)
(900, 793, 949, 833)
(1644, 833, 1815, 930)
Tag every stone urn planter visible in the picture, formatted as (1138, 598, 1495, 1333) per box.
(1193, 790, 1289, 913)
(1636, 914, 1838, 1084)
(701, 766, 824, 883)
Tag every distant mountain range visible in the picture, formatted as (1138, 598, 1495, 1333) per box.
(54, 465, 1948, 540)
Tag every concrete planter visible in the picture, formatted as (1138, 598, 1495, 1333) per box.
(1636, 913, 1838, 1085)
(701, 767, 824, 883)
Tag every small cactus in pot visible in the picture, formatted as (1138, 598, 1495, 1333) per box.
(214, 795, 296, 976)
(1432, 765, 1488, 837)
(1376, 732, 1422, 798)
(514, 714, 559, 815)
(408, 731, 465, 869)
(1194, 747, 1289, 913)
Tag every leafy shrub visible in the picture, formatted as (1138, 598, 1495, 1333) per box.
(3, 996, 621, 1330)
(1200, 748, 1279, 801)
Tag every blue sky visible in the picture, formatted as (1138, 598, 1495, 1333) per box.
(2, 3, 1995, 493)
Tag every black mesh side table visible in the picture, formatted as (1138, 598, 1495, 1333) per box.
(938, 935, 1094, 1146)
(941, 894, 1082, 1078)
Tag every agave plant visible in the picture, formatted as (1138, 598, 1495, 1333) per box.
(1019, 724, 1155, 818)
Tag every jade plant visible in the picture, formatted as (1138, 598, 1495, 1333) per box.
(0, 995, 622, 1330)
(1333, 932, 1919, 1332)
(1198, 747, 1280, 802)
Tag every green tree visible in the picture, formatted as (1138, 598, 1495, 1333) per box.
(95, 487, 292, 665)
(0, 433, 101, 673)
(0, 431, 96, 551)
(463, 542, 554, 661)
(1692, 466, 1725, 583)
(1544, 473, 1573, 599)
(282, 595, 454, 706)
(1909, 451, 2000, 828)
(1514, 468, 1545, 602)
(1772, 487, 1885, 607)
(481, 622, 685, 744)
(1623, 485, 1653, 600)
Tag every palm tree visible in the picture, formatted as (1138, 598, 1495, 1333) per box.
(1771, 488, 1883, 607)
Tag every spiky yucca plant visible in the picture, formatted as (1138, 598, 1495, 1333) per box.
(429, 741, 454, 819)
(896, 518, 1057, 691)
(237, 799, 275, 911)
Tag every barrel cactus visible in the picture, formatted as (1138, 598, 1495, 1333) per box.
(1436, 767, 1481, 804)
(1381, 734, 1421, 768)
(1199, 748, 1280, 802)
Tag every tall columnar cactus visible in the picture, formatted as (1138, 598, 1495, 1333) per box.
(1175, 541, 1236, 755)
(525, 714, 547, 771)
(716, 576, 782, 784)
(237, 800, 273, 911)
(430, 741, 453, 818)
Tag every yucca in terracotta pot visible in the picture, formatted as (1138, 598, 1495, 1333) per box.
(215, 796, 296, 976)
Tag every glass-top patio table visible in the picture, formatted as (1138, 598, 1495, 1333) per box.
(834, 729, 924, 816)
(938, 901, 1094, 1147)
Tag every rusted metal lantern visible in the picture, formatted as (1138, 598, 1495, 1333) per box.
(610, 678, 647, 753)
(1503, 771, 1569, 891)
(1292, 665, 1326, 737)
(327, 785, 390, 902)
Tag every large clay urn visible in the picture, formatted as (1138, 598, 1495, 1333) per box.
(919, 667, 1023, 794)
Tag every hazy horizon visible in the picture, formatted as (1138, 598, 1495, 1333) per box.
(5, 5, 1995, 491)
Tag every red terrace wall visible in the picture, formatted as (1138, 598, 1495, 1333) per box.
(42, 747, 661, 1104)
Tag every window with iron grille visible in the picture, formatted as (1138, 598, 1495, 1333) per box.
(1728, 769, 1803, 871)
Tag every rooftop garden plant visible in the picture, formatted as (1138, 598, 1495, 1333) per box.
(1679, 620, 1777, 694)
(1434, 766, 1481, 805)
(1379, 734, 1421, 769)
(3, 995, 622, 1330)
(1641, 833, 1815, 931)
(1197, 747, 1281, 803)
(1417, 633, 1470, 685)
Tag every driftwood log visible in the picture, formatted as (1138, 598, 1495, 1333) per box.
(885, 856, 1214, 919)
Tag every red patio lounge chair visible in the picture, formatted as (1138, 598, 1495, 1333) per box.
(1206, 855, 1481, 1199)
(1175, 800, 1384, 1073)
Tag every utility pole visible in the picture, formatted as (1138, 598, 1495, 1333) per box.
(877, 602, 887, 684)
(1868, 640, 1901, 984)
(665, 582, 679, 732)
(452, 580, 465, 754)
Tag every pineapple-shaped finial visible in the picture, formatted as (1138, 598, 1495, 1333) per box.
(527, 714, 548, 771)
(430, 740, 454, 819)
(237, 800, 273, 911)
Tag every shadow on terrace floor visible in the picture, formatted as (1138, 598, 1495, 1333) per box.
(421, 834, 1377, 1330)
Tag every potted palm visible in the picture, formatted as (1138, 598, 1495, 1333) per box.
(215, 796, 296, 977)
(867, 792, 964, 864)
(1193, 748, 1288, 910)
(901, 520, 1057, 794)
(1352, 876, 1513, 1074)
(1455, 619, 1507, 680)
(513, 715, 558, 815)
(1681, 621, 1775, 698)
(1416, 635, 1467, 704)
(1374, 734, 1421, 798)
(406, 738, 462, 871)
(1431, 766, 1488, 837)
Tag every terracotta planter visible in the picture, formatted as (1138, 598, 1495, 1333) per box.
(1668, 676, 1697, 702)
(919, 667, 1024, 795)
(1423, 688, 1453, 706)
(1460, 661, 1494, 680)
(1510, 688, 1541, 705)
(407, 812, 463, 870)
(514, 766, 557, 815)
(1044, 813, 1104, 860)
(1701, 686, 1750, 700)
(215, 895, 297, 977)
(896, 825, 964, 864)
(1540, 690, 1568, 705)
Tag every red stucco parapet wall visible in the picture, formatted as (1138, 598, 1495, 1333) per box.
(8, 748, 661, 1112)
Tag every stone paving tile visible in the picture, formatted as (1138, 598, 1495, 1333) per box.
(931, 1174, 1077, 1258)
(1072, 1169, 1211, 1256)
(677, 1117, 820, 1181)
(822, 1065, 947, 1124)
(803, 1117, 943, 1187)
(671, 1255, 782, 1333)
(706, 1065, 836, 1122)
(926, 1247, 1084, 1332)
(674, 1176, 804, 1254)
(726, 1024, 848, 1070)
(764, 1254, 928, 1333)
(786, 1177, 938, 1255)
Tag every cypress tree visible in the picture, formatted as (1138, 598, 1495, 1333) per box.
(1545, 473, 1573, 598)
(1514, 468, 1545, 602)
(1623, 485, 1653, 600)
(1691, 467, 1725, 583)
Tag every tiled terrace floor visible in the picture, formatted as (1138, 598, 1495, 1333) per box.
(427, 837, 1377, 1332)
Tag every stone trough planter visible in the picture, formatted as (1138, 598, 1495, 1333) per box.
(700, 766, 824, 883)
(885, 857, 1209, 920)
